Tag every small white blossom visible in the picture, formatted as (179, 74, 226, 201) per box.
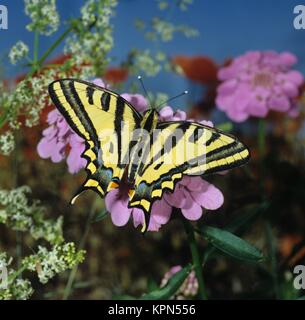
(0, 131, 15, 156)
(24, 0, 60, 36)
(8, 41, 29, 65)
(0, 254, 34, 300)
(23, 243, 86, 284)
(0, 186, 64, 244)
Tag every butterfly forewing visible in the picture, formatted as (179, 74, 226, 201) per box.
(48, 79, 142, 201)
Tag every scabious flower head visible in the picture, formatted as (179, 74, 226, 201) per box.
(216, 51, 304, 122)
(105, 105, 224, 232)
(161, 265, 199, 299)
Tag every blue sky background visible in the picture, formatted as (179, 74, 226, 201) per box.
(1, 0, 305, 105)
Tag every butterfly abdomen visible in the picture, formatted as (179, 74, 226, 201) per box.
(127, 110, 159, 184)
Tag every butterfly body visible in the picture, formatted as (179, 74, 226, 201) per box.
(48, 79, 250, 232)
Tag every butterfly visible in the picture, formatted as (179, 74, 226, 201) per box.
(48, 79, 250, 232)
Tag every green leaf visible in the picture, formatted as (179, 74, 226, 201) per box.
(202, 202, 269, 262)
(113, 294, 136, 300)
(199, 226, 264, 263)
(147, 278, 159, 293)
(92, 209, 108, 222)
(140, 264, 192, 300)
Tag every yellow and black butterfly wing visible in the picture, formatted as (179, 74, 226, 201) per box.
(128, 121, 250, 231)
(48, 78, 142, 202)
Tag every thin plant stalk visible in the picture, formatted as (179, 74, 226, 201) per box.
(33, 30, 39, 67)
(62, 205, 97, 300)
(258, 118, 266, 194)
(265, 222, 281, 299)
(183, 220, 208, 299)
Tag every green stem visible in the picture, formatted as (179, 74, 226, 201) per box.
(16, 232, 22, 270)
(12, 131, 22, 271)
(265, 221, 281, 299)
(8, 264, 28, 284)
(37, 25, 73, 67)
(33, 30, 39, 67)
(183, 220, 208, 299)
(258, 119, 266, 160)
(62, 206, 96, 300)
(258, 119, 266, 195)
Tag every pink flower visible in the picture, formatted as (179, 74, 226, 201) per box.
(161, 265, 199, 299)
(121, 93, 148, 112)
(216, 51, 304, 122)
(105, 106, 224, 232)
(37, 108, 86, 174)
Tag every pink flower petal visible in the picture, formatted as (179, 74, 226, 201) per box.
(150, 199, 172, 224)
(282, 81, 299, 98)
(93, 78, 107, 88)
(190, 182, 224, 210)
(268, 95, 290, 112)
(186, 177, 205, 192)
(173, 110, 187, 121)
(121, 93, 148, 112)
(105, 189, 131, 226)
(164, 188, 187, 208)
(217, 79, 238, 95)
(132, 208, 145, 228)
(47, 109, 60, 124)
(284, 70, 304, 86)
(278, 52, 297, 67)
(37, 137, 65, 162)
(247, 96, 269, 118)
(66, 144, 86, 174)
(181, 200, 203, 221)
(159, 106, 174, 120)
(42, 126, 57, 139)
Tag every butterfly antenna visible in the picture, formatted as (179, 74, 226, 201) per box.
(157, 90, 188, 109)
(137, 76, 153, 108)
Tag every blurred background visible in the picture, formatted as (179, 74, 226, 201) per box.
(0, 0, 305, 300)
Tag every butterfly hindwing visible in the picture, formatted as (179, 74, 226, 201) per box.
(128, 121, 250, 230)
(48, 79, 142, 201)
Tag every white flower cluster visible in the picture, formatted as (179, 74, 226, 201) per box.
(0, 186, 64, 245)
(131, 1, 198, 78)
(0, 131, 15, 156)
(150, 17, 198, 42)
(0, 253, 34, 300)
(133, 50, 162, 77)
(177, 0, 193, 11)
(65, 0, 117, 77)
(8, 41, 29, 65)
(1, 79, 34, 130)
(157, 0, 193, 11)
(24, 0, 60, 36)
(23, 243, 85, 284)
